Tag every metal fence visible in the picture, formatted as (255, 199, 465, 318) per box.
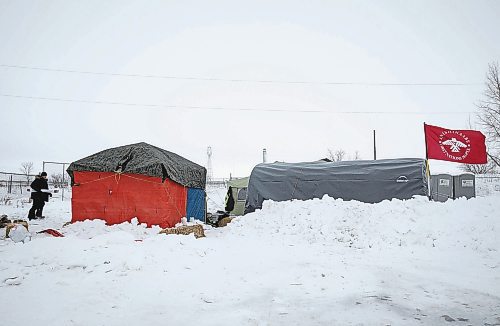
(41, 161, 71, 200)
(475, 174, 500, 181)
(475, 174, 500, 196)
(206, 178, 230, 187)
(0, 172, 37, 195)
(206, 177, 247, 188)
(0, 171, 71, 200)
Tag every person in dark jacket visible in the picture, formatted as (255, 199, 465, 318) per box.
(225, 186, 235, 212)
(28, 172, 51, 220)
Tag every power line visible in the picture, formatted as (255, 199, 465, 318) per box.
(0, 92, 476, 114)
(0, 64, 483, 87)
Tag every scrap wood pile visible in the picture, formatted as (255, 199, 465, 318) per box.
(159, 224, 205, 238)
(1, 215, 64, 240)
(217, 216, 233, 227)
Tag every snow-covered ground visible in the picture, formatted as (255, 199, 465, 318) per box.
(1, 190, 499, 325)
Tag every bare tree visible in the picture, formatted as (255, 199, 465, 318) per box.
(19, 162, 34, 184)
(465, 117, 497, 174)
(327, 149, 346, 162)
(50, 173, 65, 188)
(327, 149, 335, 161)
(352, 150, 362, 160)
(327, 149, 362, 161)
(477, 62, 500, 168)
(461, 162, 497, 174)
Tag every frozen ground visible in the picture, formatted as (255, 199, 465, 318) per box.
(0, 190, 499, 325)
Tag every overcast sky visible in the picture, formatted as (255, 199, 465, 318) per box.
(1, 0, 499, 177)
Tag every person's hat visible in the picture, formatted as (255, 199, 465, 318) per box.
(40, 172, 47, 177)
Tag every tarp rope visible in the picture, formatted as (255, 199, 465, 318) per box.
(120, 173, 184, 222)
(75, 173, 117, 186)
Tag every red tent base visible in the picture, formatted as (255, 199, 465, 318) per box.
(71, 172, 187, 228)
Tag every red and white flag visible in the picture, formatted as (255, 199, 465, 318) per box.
(424, 123, 487, 164)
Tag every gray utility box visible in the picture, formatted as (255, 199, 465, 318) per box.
(430, 174, 454, 202)
(453, 174, 475, 199)
(430, 173, 476, 201)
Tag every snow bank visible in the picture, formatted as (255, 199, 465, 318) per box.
(61, 217, 163, 240)
(227, 195, 499, 253)
(1, 194, 499, 325)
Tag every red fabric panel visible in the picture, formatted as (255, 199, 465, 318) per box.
(424, 123, 487, 164)
(71, 171, 186, 228)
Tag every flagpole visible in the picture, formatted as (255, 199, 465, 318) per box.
(424, 123, 431, 200)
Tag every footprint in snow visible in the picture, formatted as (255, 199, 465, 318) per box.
(441, 315, 455, 322)
(4, 276, 22, 286)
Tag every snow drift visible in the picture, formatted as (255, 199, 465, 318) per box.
(1, 194, 499, 325)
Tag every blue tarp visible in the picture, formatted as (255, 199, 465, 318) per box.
(187, 188, 205, 222)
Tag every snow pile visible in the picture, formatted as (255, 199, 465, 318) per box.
(61, 217, 163, 240)
(6, 224, 31, 243)
(227, 195, 499, 252)
(1, 195, 499, 325)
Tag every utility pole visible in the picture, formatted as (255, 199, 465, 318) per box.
(373, 130, 377, 160)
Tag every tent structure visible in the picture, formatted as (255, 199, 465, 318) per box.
(67, 142, 207, 228)
(245, 158, 428, 214)
(224, 177, 249, 216)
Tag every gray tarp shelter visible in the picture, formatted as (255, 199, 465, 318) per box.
(244, 158, 428, 214)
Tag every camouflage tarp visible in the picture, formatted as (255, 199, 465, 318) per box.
(67, 142, 206, 189)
